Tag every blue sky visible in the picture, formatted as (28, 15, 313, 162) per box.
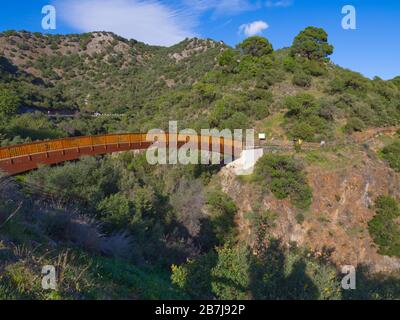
(1, 0, 399, 79)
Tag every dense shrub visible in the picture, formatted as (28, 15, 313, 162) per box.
(282, 56, 296, 72)
(0, 86, 19, 118)
(284, 93, 331, 141)
(290, 121, 316, 141)
(253, 155, 313, 209)
(291, 27, 333, 61)
(171, 242, 342, 300)
(302, 60, 326, 76)
(237, 36, 273, 57)
(218, 48, 238, 73)
(368, 196, 400, 257)
(204, 190, 238, 247)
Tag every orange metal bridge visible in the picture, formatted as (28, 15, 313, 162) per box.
(0, 133, 243, 176)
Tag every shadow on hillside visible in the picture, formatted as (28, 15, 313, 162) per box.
(249, 239, 320, 300)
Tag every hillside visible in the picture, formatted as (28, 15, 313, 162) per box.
(1, 28, 400, 300)
(1, 29, 400, 137)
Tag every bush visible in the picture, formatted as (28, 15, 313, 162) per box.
(344, 117, 365, 133)
(205, 190, 238, 246)
(171, 245, 251, 300)
(381, 141, 400, 171)
(284, 93, 331, 141)
(237, 36, 273, 57)
(292, 72, 312, 88)
(291, 27, 334, 61)
(290, 121, 315, 141)
(97, 193, 132, 229)
(282, 56, 296, 72)
(368, 196, 400, 257)
(172, 242, 342, 300)
(284, 93, 317, 117)
(0, 86, 19, 118)
(302, 60, 326, 77)
(249, 100, 270, 120)
(253, 155, 313, 209)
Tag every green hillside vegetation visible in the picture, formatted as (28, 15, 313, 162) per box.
(1, 27, 400, 299)
(252, 154, 312, 209)
(368, 196, 400, 257)
(1, 27, 399, 142)
(381, 140, 400, 171)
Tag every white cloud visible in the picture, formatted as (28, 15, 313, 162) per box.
(265, 0, 293, 8)
(239, 20, 269, 37)
(183, 0, 259, 16)
(54, 0, 196, 46)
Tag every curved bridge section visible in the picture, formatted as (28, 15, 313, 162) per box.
(0, 133, 243, 175)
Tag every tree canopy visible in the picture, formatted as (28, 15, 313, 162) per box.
(0, 86, 19, 118)
(291, 27, 334, 61)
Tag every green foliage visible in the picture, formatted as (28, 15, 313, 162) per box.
(329, 71, 369, 95)
(290, 121, 316, 141)
(0, 245, 187, 300)
(368, 196, 400, 257)
(302, 59, 327, 76)
(1, 28, 397, 142)
(296, 213, 305, 224)
(282, 56, 296, 72)
(171, 241, 342, 300)
(391, 76, 400, 88)
(285, 93, 318, 117)
(381, 141, 400, 171)
(344, 117, 365, 133)
(284, 93, 331, 141)
(237, 36, 273, 57)
(2, 29, 400, 301)
(253, 154, 313, 209)
(291, 27, 334, 61)
(97, 193, 132, 229)
(209, 246, 251, 299)
(205, 190, 238, 246)
(5, 112, 66, 140)
(171, 245, 251, 300)
(218, 48, 238, 72)
(292, 71, 312, 88)
(171, 251, 218, 299)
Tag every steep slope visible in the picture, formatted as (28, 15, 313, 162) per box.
(0, 31, 225, 114)
(220, 135, 400, 272)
